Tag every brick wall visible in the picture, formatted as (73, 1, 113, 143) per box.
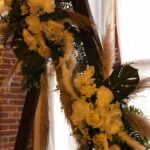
(0, 45, 33, 150)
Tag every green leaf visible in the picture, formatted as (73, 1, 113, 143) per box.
(104, 64, 139, 101)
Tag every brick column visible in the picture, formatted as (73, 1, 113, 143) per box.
(0, 45, 32, 150)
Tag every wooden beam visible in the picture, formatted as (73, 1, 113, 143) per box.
(14, 87, 40, 150)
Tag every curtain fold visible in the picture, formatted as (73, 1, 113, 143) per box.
(33, 64, 55, 150)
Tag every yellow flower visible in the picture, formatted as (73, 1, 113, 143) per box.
(74, 65, 97, 98)
(23, 29, 38, 50)
(25, 15, 40, 34)
(41, 21, 64, 42)
(21, 2, 29, 15)
(23, 29, 51, 58)
(110, 144, 121, 150)
(79, 127, 90, 140)
(96, 86, 114, 108)
(93, 133, 109, 150)
(28, 0, 55, 13)
(105, 104, 123, 135)
(38, 38, 51, 58)
(71, 100, 91, 126)
(4, 0, 12, 7)
(79, 84, 96, 98)
(86, 111, 101, 128)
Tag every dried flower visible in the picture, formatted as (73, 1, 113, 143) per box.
(25, 15, 41, 34)
(41, 20, 64, 42)
(86, 111, 101, 128)
(71, 100, 91, 126)
(74, 65, 97, 98)
(28, 0, 55, 13)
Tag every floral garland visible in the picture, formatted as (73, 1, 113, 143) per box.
(1, 0, 150, 150)
(71, 65, 150, 150)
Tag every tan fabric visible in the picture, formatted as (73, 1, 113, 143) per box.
(33, 64, 55, 150)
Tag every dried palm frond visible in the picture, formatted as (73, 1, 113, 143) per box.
(102, 23, 115, 79)
(124, 111, 150, 138)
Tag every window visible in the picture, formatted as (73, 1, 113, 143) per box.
(117, 0, 150, 116)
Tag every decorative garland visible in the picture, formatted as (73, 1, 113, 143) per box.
(0, 0, 150, 150)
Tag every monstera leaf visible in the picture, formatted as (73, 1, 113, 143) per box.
(104, 64, 140, 101)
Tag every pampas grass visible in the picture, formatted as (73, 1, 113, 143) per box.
(129, 77, 150, 98)
(118, 131, 145, 150)
(124, 111, 150, 139)
(102, 24, 115, 79)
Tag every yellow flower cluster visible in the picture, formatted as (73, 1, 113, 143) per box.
(22, 13, 75, 60)
(74, 65, 97, 98)
(23, 15, 51, 58)
(4, 0, 55, 14)
(28, 0, 55, 13)
(72, 65, 145, 149)
(71, 66, 126, 149)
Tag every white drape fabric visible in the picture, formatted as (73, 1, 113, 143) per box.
(116, 0, 150, 116)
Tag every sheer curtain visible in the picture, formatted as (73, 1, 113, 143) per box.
(116, 0, 150, 116)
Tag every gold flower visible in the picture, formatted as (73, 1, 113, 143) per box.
(25, 15, 41, 34)
(96, 86, 114, 108)
(23, 29, 38, 50)
(28, 0, 55, 13)
(93, 133, 109, 150)
(21, 2, 29, 15)
(41, 21, 64, 42)
(38, 38, 51, 58)
(110, 144, 121, 150)
(71, 100, 91, 126)
(86, 111, 101, 128)
(74, 65, 97, 98)
(105, 104, 123, 135)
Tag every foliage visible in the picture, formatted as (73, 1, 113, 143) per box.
(104, 64, 139, 101)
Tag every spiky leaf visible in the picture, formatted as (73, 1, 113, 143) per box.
(104, 64, 139, 101)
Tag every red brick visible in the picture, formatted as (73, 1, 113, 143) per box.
(1, 142, 15, 148)
(0, 106, 17, 112)
(0, 130, 17, 136)
(0, 119, 17, 124)
(9, 124, 18, 130)
(0, 137, 9, 143)
(0, 125, 9, 130)
(9, 136, 16, 142)
(0, 112, 9, 118)
(0, 46, 32, 149)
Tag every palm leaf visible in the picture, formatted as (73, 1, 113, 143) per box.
(104, 64, 140, 101)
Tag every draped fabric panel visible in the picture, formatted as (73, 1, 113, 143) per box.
(116, 0, 150, 117)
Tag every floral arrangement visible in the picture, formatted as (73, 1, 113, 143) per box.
(0, 0, 150, 150)
(71, 65, 150, 150)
